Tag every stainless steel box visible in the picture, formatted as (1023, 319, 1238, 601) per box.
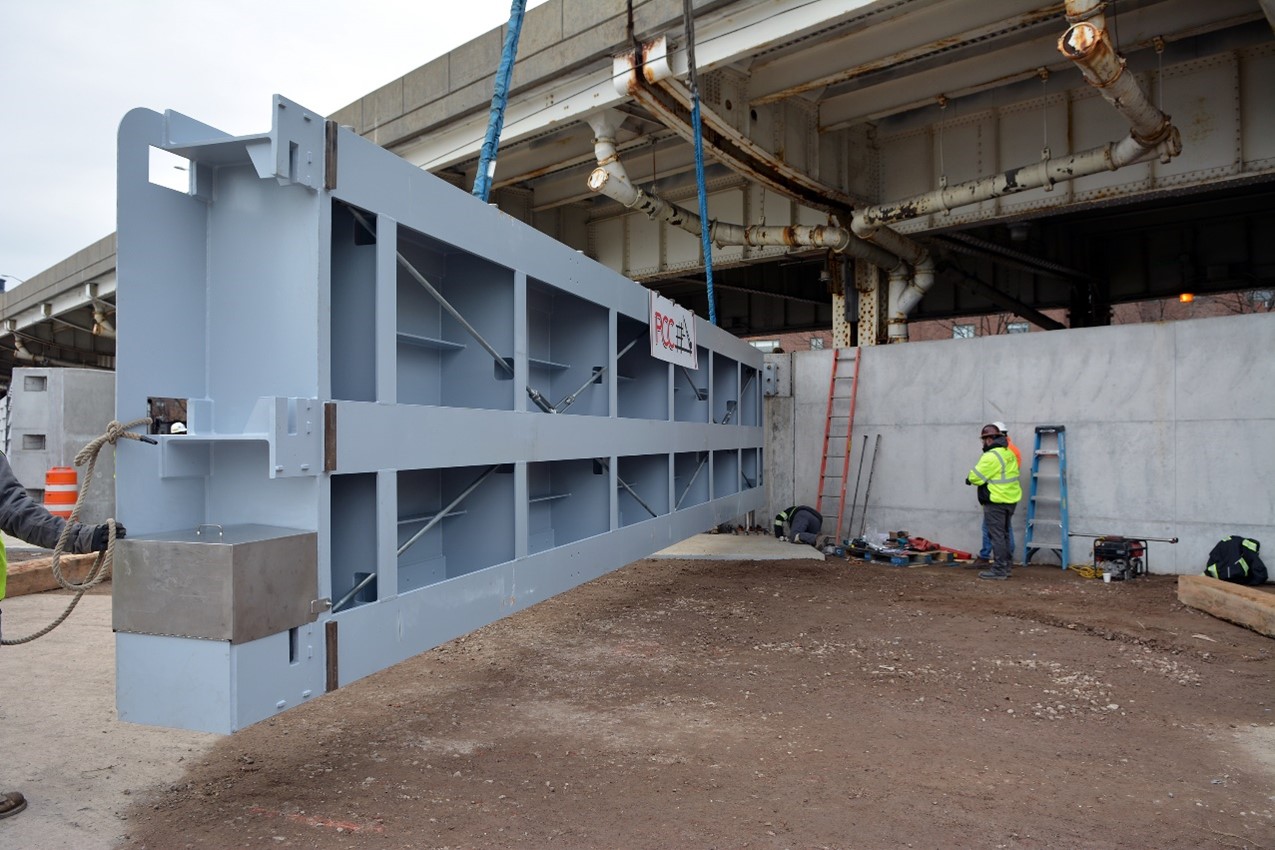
(114, 524, 318, 644)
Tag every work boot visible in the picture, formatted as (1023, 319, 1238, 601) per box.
(978, 569, 1009, 581)
(0, 791, 27, 819)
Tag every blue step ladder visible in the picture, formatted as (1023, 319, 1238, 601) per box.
(1024, 425, 1069, 568)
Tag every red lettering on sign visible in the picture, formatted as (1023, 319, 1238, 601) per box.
(654, 311, 676, 350)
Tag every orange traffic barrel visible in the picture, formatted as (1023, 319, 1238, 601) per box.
(44, 466, 78, 519)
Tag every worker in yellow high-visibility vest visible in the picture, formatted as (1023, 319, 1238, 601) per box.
(773, 504, 822, 546)
(976, 422, 1022, 564)
(0, 449, 124, 821)
(966, 424, 1022, 581)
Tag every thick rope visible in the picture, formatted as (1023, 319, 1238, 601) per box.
(1, 417, 152, 645)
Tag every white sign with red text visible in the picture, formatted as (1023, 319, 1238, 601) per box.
(649, 291, 698, 369)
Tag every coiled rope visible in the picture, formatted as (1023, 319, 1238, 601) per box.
(1, 417, 153, 645)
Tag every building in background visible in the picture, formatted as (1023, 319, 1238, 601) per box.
(5, 367, 115, 525)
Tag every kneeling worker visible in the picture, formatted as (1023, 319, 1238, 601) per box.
(773, 505, 823, 546)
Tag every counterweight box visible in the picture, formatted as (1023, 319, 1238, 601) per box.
(113, 525, 318, 644)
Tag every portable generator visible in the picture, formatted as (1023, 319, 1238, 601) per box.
(1071, 532, 1179, 581)
(1093, 536, 1147, 581)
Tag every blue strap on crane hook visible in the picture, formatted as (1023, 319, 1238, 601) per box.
(683, 0, 717, 325)
(473, 0, 527, 203)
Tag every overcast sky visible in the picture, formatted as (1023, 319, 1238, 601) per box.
(0, 0, 550, 286)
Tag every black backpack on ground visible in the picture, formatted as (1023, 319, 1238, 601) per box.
(1204, 536, 1268, 586)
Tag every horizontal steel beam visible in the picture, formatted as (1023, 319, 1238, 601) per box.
(393, 0, 882, 172)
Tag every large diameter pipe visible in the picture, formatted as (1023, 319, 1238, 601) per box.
(1064, 0, 1106, 25)
(587, 164, 687, 227)
(1058, 20, 1174, 148)
(715, 221, 899, 269)
(853, 132, 1177, 230)
(585, 114, 905, 270)
(886, 257, 936, 343)
(855, 2, 1180, 232)
(586, 111, 930, 334)
(893, 257, 934, 335)
(885, 266, 911, 343)
(586, 163, 900, 268)
(587, 112, 704, 234)
(850, 220, 929, 269)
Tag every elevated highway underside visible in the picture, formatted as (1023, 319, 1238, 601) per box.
(2, 0, 1272, 389)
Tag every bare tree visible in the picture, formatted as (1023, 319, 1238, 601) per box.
(1137, 299, 1168, 322)
(1215, 289, 1274, 314)
(977, 313, 1012, 335)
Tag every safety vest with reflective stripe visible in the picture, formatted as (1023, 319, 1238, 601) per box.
(968, 446, 1022, 504)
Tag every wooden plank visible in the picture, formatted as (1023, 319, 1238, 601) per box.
(5, 553, 101, 598)
(1177, 575, 1275, 639)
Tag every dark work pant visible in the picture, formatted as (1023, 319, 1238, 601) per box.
(980, 514, 1015, 560)
(789, 510, 822, 545)
(984, 502, 1016, 574)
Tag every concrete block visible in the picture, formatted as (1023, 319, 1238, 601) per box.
(633, 0, 691, 39)
(550, 19, 632, 73)
(372, 107, 439, 150)
(563, 0, 625, 37)
(1174, 418, 1275, 526)
(516, 0, 564, 58)
(1069, 419, 1176, 522)
(372, 79, 493, 150)
(365, 80, 404, 131)
(764, 395, 794, 520)
(514, 41, 609, 91)
(1175, 313, 1275, 421)
(445, 78, 504, 121)
(403, 58, 450, 115)
(448, 29, 503, 91)
(988, 322, 1175, 425)
(860, 337, 982, 426)
(792, 350, 831, 507)
(328, 102, 363, 133)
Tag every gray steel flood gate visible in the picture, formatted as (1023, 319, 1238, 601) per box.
(113, 96, 764, 733)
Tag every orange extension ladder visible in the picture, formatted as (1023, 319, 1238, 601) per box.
(815, 348, 861, 541)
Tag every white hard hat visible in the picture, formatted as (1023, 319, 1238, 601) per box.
(170, 422, 188, 434)
(992, 421, 1008, 434)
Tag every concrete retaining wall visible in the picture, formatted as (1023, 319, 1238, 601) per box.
(763, 312, 1275, 575)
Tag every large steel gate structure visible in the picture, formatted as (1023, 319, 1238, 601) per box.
(113, 96, 764, 733)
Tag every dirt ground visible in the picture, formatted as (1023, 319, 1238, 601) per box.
(118, 557, 1274, 850)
